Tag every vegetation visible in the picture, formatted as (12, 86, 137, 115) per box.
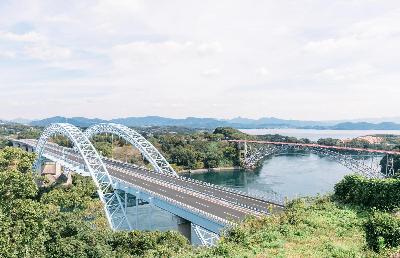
(365, 211, 400, 252)
(317, 134, 400, 151)
(0, 147, 190, 257)
(186, 197, 398, 257)
(0, 123, 41, 139)
(152, 133, 240, 170)
(3, 122, 400, 172)
(74, 127, 245, 171)
(334, 174, 400, 211)
(333, 174, 400, 254)
(1, 130, 400, 256)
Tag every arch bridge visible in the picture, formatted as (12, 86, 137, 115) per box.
(12, 123, 284, 246)
(231, 140, 400, 179)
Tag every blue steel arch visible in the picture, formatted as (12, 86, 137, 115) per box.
(34, 123, 131, 230)
(84, 123, 177, 176)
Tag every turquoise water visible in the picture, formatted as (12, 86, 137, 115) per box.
(129, 152, 355, 241)
(186, 153, 353, 199)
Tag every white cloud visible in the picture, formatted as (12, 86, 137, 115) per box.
(111, 41, 193, 67)
(201, 68, 221, 77)
(0, 51, 16, 59)
(314, 64, 377, 82)
(197, 42, 222, 56)
(0, 31, 44, 42)
(256, 67, 270, 77)
(0, 0, 399, 120)
(0, 30, 72, 62)
(24, 44, 71, 61)
(303, 37, 361, 55)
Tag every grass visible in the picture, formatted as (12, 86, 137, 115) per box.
(184, 196, 399, 258)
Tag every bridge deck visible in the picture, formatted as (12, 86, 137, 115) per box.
(230, 140, 400, 155)
(15, 139, 283, 225)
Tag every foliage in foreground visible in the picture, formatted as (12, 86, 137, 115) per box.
(0, 147, 190, 258)
(334, 174, 400, 211)
(188, 197, 386, 258)
(365, 211, 400, 252)
(2, 146, 400, 257)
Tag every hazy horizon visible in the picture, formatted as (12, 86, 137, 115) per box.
(5, 114, 400, 124)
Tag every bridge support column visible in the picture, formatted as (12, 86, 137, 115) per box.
(238, 142, 247, 162)
(55, 162, 62, 178)
(148, 197, 153, 230)
(176, 216, 192, 243)
(124, 187, 128, 211)
(135, 191, 140, 229)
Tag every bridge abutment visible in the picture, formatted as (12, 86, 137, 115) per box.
(41, 161, 62, 175)
(176, 216, 192, 243)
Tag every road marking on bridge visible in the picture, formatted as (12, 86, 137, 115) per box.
(18, 138, 279, 224)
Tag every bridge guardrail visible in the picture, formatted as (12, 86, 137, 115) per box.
(105, 156, 286, 209)
(113, 173, 233, 227)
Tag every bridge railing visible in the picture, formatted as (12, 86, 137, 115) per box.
(107, 157, 286, 208)
(113, 171, 233, 227)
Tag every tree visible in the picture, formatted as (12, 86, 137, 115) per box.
(93, 142, 112, 157)
(213, 127, 251, 140)
(317, 138, 340, 146)
(0, 170, 38, 210)
(204, 143, 223, 168)
(0, 146, 190, 257)
(170, 146, 199, 169)
(0, 147, 36, 173)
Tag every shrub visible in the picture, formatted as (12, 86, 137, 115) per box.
(334, 175, 400, 210)
(365, 211, 400, 252)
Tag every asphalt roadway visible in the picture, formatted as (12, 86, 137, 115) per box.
(17, 139, 284, 223)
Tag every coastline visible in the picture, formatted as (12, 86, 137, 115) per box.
(178, 166, 242, 175)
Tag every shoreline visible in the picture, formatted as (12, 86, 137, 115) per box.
(178, 166, 243, 175)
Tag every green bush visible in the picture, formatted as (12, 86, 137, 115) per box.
(365, 211, 400, 252)
(334, 175, 400, 210)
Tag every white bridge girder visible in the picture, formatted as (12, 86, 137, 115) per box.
(84, 123, 219, 246)
(84, 123, 177, 176)
(34, 123, 219, 246)
(35, 123, 131, 230)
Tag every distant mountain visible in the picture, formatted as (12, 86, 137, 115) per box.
(348, 117, 400, 124)
(29, 116, 228, 128)
(331, 122, 400, 130)
(27, 116, 400, 130)
(110, 116, 230, 128)
(10, 118, 32, 125)
(226, 117, 336, 127)
(30, 116, 107, 127)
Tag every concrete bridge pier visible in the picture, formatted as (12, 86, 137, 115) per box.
(41, 161, 63, 179)
(176, 216, 192, 243)
(238, 141, 248, 163)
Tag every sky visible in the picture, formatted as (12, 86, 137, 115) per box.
(0, 0, 399, 121)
